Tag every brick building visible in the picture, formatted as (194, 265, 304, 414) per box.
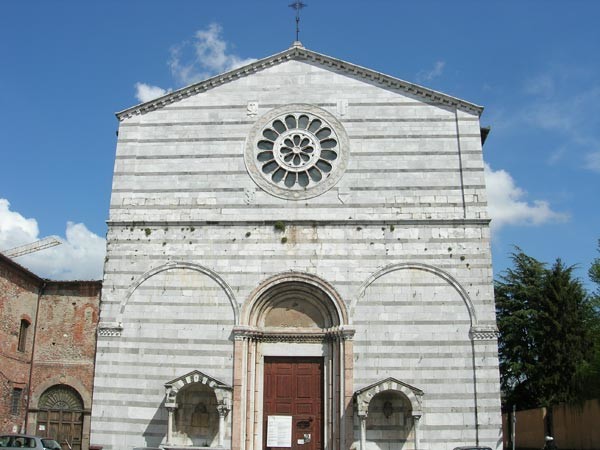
(0, 253, 101, 450)
(91, 43, 502, 450)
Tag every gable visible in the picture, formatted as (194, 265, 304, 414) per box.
(116, 45, 482, 121)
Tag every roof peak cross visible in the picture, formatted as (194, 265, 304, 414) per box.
(289, 1, 307, 44)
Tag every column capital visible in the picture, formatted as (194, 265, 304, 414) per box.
(217, 404, 230, 417)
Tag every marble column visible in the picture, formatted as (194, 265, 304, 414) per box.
(412, 414, 421, 450)
(358, 411, 368, 450)
(217, 404, 230, 448)
(165, 404, 177, 446)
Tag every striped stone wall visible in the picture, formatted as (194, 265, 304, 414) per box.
(91, 57, 501, 450)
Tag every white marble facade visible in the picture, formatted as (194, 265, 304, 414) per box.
(90, 44, 502, 450)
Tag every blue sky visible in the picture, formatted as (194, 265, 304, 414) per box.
(0, 0, 598, 286)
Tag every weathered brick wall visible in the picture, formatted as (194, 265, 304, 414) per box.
(29, 281, 101, 405)
(0, 255, 41, 434)
(1, 254, 101, 448)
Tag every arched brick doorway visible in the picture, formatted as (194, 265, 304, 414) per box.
(36, 385, 84, 450)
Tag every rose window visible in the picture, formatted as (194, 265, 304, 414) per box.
(245, 105, 349, 200)
(257, 113, 339, 189)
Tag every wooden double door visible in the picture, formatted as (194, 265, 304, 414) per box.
(263, 357, 323, 450)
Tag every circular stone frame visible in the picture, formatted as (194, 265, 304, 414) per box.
(244, 104, 350, 200)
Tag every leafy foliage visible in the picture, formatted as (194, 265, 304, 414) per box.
(495, 248, 598, 410)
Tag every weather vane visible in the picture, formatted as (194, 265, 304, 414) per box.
(289, 1, 307, 42)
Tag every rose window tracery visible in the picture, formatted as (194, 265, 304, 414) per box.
(245, 105, 349, 200)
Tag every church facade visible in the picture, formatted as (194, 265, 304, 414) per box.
(90, 44, 502, 450)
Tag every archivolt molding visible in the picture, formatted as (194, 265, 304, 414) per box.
(240, 271, 349, 328)
(116, 261, 239, 325)
(29, 378, 91, 411)
(352, 262, 478, 328)
(354, 378, 423, 418)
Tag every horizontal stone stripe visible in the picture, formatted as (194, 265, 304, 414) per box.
(114, 150, 481, 160)
(349, 167, 481, 173)
(105, 236, 489, 246)
(161, 103, 335, 111)
(97, 336, 232, 346)
(349, 133, 480, 139)
(94, 360, 230, 371)
(91, 399, 175, 408)
(103, 253, 490, 263)
(119, 116, 478, 127)
(354, 340, 480, 347)
(93, 386, 162, 395)
(106, 218, 490, 226)
(120, 318, 234, 325)
(109, 202, 485, 210)
(347, 101, 454, 107)
(127, 286, 229, 293)
(353, 354, 474, 362)
(349, 184, 485, 191)
(112, 167, 481, 177)
(354, 438, 409, 444)
(361, 377, 481, 385)
(112, 187, 246, 193)
(116, 134, 478, 144)
(116, 153, 242, 160)
(353, 319, 471, 325)
(95, 346, 232, 356)
(110, 185, 484, 193)
(93, 371, 231, 383)
(119, 316, 232, 324)
(120, 120, 254, 127)
(118, 137, 245, 143)
(108, 201, 481, 210)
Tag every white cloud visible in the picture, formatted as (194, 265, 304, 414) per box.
(134, 82, 169, 103)
(484, 163, 568, 233)
(516, 72, 600, 170)
(584, 151, 600, 173)
(416, 61, 445, 83)
(0, 199, 105, 280)
(169, 23, 256, 86)
(523, 74, 555, 97)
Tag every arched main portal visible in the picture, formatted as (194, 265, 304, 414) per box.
(232, 272, 354, 450)
(36, 385, 84, 450)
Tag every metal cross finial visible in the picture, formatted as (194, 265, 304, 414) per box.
(289, 1, 307, 42)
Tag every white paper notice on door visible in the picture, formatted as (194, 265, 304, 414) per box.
(266, 415, 292, 447)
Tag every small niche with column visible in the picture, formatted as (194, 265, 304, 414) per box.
(163, 371, 232, 449)
(354, 378, 423, 450)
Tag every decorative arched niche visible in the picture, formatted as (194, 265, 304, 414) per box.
(354, 378, 424, 450)
(243, 272, 347, 333)
(164, 371, 232, 449)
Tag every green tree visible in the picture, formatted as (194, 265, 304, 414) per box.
(495, 249, 595, 410)
(572, 240, 600, 399)
(495, 250, 546, 409)
(589, 240, 600, 298)
(537, 259, 590, 404)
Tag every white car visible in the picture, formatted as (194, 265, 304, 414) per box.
(0, 434, 62, 450)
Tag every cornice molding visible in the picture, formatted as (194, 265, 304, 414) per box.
(98, 322, 122, 337)
(115, 46, 483, 121)
(106, 218, 491, 227)
(232, 325, 355, 343)
(469, 326, 500, 341)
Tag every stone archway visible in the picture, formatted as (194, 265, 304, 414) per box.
(232, 272, 354, 450)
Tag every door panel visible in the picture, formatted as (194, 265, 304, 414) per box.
(264, 357, 323, 450)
